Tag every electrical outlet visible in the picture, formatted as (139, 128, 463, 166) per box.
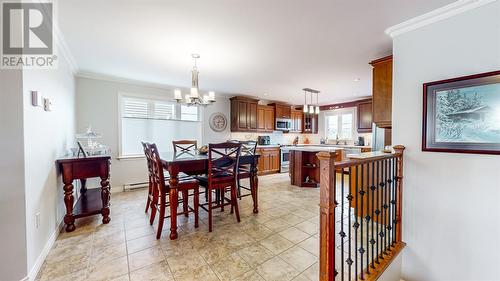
(31, 91, 43, 107)
(35, 212, 40, 228)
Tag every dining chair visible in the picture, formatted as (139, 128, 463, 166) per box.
(230, 140, 258, 199)
(172, 140, 198, 154)
(196, 142, 242, 232)
(146, 142, 200, 239)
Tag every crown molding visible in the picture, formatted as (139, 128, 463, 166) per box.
(385, 0, 498, 38)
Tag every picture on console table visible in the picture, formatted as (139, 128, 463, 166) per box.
(422, 70, 500, 154)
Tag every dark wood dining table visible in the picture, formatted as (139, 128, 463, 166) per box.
(160, 151, 260, 240)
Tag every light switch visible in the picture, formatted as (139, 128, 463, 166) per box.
(31, 91, 42, 107)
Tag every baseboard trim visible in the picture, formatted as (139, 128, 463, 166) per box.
(25, 220, 64, 281)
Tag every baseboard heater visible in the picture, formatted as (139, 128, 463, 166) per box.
(123, 181, 149, 191)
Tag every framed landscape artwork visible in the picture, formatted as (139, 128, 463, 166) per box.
(422, 70, 500, 155)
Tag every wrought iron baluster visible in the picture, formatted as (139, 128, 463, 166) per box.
(370, 161, 375, 269)
(347, 167, 353, 281)
(384, 158, 389, 252)
(340, 167, 345, 281)
(366, 162, 371, 274)
(375, 160, 380, 264)
(392, 157, 397, 245)
(359, 164, 365, 279)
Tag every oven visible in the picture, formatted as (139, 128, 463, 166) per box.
(275, 118, 292, 131)
(280, 146, 290, 173)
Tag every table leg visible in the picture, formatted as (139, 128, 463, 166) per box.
(169, 167, 179, 240)
(100, 177, 111, 224)
(250, 164, 259, 214)
(63, 181, 75, 232)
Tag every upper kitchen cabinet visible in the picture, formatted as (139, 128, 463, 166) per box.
(290, 108, 303, 133)
(357, 100, 372, 133)
(230, 96, 259, 132)
(257, 105, 275, 132)
(270, 103, 292, 119)
(303, 113, 318, 134)
(370, 55, 393, 128)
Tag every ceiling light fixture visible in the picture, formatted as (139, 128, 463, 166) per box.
(174, 54, 216, 107)
(302, 88, 320, 115)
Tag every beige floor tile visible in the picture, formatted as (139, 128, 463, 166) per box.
(126, 225, 155, 241)
(255, 256, 300, 281)
(292, 273, 311, 281)
(259, 234, 294, 255)
(298, 236, 319, 256)
(37, 267, 88, 281)
(111, 274, 130, 281)
(233, 270, 265, 281)
(211, 252, 252, 281)
(87, 256, 129, 281)
(129, 260, 173, 281)
(262, 218, 290, 232)
(90, 242, 127, 266)
(198, 243, 233, 264)
(128, 246, 165, 272)
(237, 243, 274, 268)
(166, 251, 207, 277)
(94, 231, 126, 249)
(173, 264, 219, 281)
(280, 214, 306, 226)
(243, 223, 274, 241)
(279, 246, 318, 271)
(279, 227, 310, 244)
(301, 262, 319, 280)
(295, 221, 319, 235)
(126, 234, 161, 254)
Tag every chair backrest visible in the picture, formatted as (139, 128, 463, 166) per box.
(142, 142, 154, 177)
(172, 140, 198, 153)
(208, 142, 242, 182)
(146, 142, 168, 193)
(239, 140, 258, 156)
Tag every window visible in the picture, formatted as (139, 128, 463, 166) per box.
(119, 95, 202, 156)
(325, 108, 355, 140)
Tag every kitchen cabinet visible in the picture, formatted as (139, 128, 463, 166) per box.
(256, 147, 280, 175)
(370, 55, 392, 128)
(357, 100, 373, 133)
(230, 97, 259, 132)
(270, 103, 291, 119)
(290, 109, 303, 133)
(303, 113, 318, 134)
(257, 105, 275, 132)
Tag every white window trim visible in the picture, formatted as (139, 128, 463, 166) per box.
(324, 107, 357, 141)
(117, 91, 201, 158)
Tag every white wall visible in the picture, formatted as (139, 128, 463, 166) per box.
(0, 69, 28, 281)
(22, 55, 76, 278)
(392, 2, 500, 280)
(76, 76, 231, 189)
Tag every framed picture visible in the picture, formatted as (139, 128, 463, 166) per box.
(422, 70, 500, 155)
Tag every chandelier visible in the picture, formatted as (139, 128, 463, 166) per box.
(302, 88, 320, 114)
(174, 54, 216, 106)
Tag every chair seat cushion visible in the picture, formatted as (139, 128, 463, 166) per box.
(195, 174, 235, 187)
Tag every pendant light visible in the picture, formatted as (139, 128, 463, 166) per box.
(315, 91, 320, 114)
(303, 89, 308, 113)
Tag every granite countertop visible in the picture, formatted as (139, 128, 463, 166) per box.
(256, 144, 281, 148)
(287, 146, 344, 152)
(283, 144, 371, 149)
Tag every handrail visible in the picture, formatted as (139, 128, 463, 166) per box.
(317, 145, 405, 281)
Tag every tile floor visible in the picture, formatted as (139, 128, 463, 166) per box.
(36, 173, 359, 281)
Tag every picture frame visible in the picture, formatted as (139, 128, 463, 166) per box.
(422, 70, 500, 155)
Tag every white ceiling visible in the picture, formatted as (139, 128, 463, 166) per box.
(58, 0, 455, 105)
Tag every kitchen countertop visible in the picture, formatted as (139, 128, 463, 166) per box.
(282, 144, 371, 149)
(256, 144, 281, 148)
(287, 146, 344, 152)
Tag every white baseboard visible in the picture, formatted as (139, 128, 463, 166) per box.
(25, 220, 64, 281)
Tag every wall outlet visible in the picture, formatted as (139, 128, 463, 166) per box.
(43, 98, 53, 111)
(35, 212, 40, 228)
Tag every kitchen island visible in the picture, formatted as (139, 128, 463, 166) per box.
(288, 146, 344, 188)
(288, 145, 372, 187)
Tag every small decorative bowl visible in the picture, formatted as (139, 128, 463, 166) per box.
(198, 145, 209, 155)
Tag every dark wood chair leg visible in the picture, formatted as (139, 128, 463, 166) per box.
(149, 186, 158, 225)
(182, 190, 189, 217)
(194, 187, 199, 228)
(220, 188, 225, 212)
(145, 180, 152, 213)
(208, 187, 213, 232)
(237, 178, 242, 199)
(231, 184, 240, 222)
(156, 192, 166, 239)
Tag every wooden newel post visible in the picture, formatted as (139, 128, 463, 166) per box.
(393, 145, 405, 243)
(316, 151, 338, 281)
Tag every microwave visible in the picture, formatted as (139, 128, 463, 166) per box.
(275, 118, 292, 131)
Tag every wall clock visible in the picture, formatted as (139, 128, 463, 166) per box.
(209, 112, 227, 132)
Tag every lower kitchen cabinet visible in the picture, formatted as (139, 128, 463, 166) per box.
(256, 147, 280, 175)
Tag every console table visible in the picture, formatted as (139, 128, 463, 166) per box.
(56, 155, 111, 232)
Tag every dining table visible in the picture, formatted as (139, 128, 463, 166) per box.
(160, 151, 260, 240)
